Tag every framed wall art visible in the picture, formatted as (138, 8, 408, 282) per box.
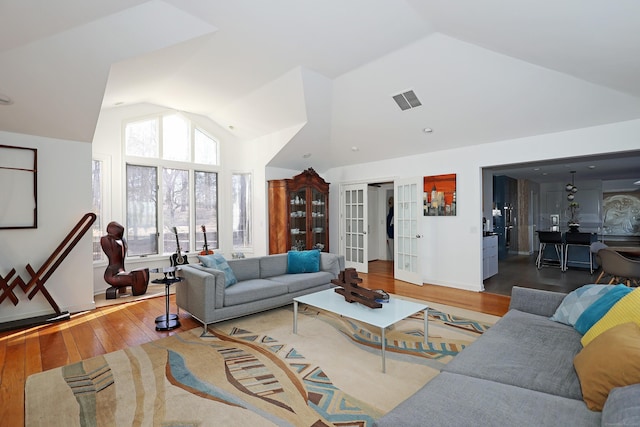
(424, 173, 456, 216)
(0, 144, 38, 228)
(602, 192, 640, 236)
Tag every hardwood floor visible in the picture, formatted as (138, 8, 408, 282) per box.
(1, 261, 509, 426)
(362, 260, 510, 317)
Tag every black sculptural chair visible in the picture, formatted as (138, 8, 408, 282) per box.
(536, 231, 564, 270)
(101, 221, 149, 299)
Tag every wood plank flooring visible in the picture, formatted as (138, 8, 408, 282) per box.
(1, 260, 509, 426)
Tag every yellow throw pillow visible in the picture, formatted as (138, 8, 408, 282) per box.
(574, 322, 640, 411)
(581, 287, 640, 347)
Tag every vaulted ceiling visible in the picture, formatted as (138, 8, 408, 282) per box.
(1, 0, 640, 176)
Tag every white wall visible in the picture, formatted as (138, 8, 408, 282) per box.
(0, 131, 93, 323)
(326, 119, 640, 292)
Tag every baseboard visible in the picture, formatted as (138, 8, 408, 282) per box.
(0, 311, 70, 333)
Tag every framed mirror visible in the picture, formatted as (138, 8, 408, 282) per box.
(0, 144, 37, 228)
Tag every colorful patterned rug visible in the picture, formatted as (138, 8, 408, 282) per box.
(25, 301, 497, 426)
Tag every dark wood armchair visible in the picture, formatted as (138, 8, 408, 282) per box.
(101, 221, 149, 299)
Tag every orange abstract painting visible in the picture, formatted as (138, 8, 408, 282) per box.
(423, 174, 456, 216)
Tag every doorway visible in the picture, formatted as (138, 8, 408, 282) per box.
(340, 178, 423, 286)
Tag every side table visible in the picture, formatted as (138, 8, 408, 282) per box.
(150, 267, 182, 331)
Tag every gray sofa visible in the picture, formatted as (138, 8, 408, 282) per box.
(176, 252, 344, 333)
(376, 286, 639, 427)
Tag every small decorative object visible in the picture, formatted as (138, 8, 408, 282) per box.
(332, 268, 385, 309)
(374, 289, 390, 303)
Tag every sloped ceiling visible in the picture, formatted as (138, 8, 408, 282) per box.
(1, 0, 639, 175)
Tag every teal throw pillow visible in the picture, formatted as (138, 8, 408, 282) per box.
(197, 254, 237, 287)
(197, 254, 217, 268)
(549, 284, 613, 326)
(287, 250, 320, 274)
(574, 284, 633, 335)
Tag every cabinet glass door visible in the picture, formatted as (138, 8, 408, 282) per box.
(289, 189, 307, 250)
(311, 188, 327, 251)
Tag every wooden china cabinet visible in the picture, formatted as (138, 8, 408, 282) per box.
(268, 168, 329, 254)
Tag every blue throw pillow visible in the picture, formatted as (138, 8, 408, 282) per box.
(287, 250, 320, 274)
(549, 284, 613, 326)
(574, 284, 633, 335)
(197, 254, 217, 268)
(197, 254, 237, 287)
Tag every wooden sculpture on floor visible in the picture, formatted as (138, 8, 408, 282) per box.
(332, 268, 385, 308)
(101, 221, 149, 299)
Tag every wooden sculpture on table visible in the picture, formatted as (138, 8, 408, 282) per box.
(101, 221, 149, 299)
(332, 268, 385, 308)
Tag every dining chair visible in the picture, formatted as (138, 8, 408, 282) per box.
(590, 241, 609, 282)
(536, 231, 564, 270)
(596, 248, 640, 287)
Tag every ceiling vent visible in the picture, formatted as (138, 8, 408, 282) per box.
(392, 90, 421, 111)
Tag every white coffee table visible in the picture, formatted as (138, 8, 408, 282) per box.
(293, 288, 428, 373)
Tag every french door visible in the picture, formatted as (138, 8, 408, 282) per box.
(341, 183, 368, 273)
(394, 177, 423, 285)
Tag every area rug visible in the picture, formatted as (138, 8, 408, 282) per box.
(25, 300, 498, 426)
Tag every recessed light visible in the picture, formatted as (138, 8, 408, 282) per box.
(533, 168, 540, 171)
(351, 146, 359, 152)
(302, 153, 311, 158)
(423, 128, 433, 133)
(0, 93, 13, 106)
(634, 180, 640, 185)
(588, 165, 596, 169)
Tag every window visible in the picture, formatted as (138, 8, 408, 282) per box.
(92, 155, 111, 261)
(124, 113, 219, 257)
(126, 164, 158, 256)
(232, 172, 252, 249)
(125, 118, 158, 158)
(91, 159, 103, 261)
(195, 171, 218, 252)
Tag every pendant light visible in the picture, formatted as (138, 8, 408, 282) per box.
(566, 171, 577, 201)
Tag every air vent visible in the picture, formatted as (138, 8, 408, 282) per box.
(392, 90, 421, 111)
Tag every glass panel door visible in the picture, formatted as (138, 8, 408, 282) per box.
(394, 177, 422, 285)
(311, 188, 327, 251)
(342, 183, 368, 273)
(290, 189, 307, 250)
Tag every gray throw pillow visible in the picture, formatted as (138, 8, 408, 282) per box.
(602, 384, 640, 426)
(549, 284, 612, 326)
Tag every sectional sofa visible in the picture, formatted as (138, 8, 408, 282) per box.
(176, 252, 344, 334)
(376, 286, 640, 426)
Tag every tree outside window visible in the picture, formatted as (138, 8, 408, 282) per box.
(232, 172, 252, 249)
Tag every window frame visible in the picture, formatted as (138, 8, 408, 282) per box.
(122, 112, 221, 259)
